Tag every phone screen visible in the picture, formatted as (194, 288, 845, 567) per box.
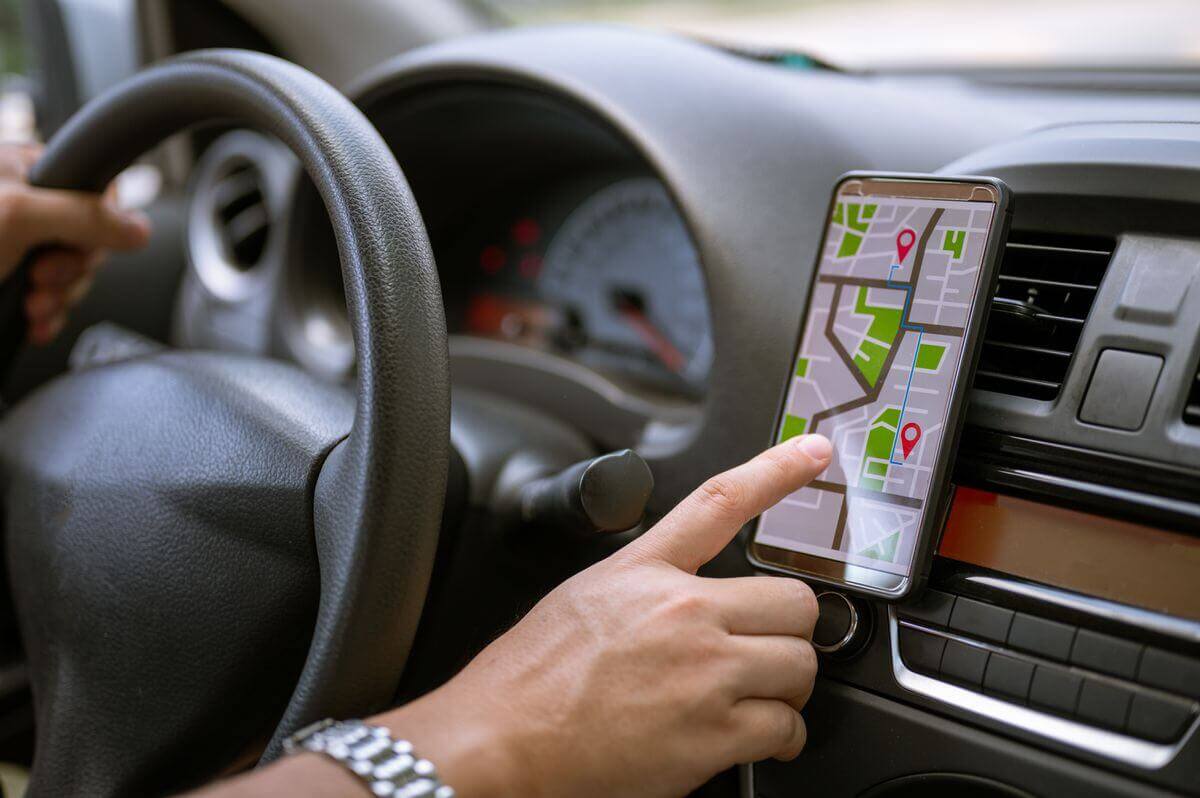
(749, 175, 1008, 598)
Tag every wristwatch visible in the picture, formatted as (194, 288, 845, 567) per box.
(284, 718, 456, 798)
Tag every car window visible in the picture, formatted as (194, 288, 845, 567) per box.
(484, 0, 1200, 69)
(0, 0, 34, 142)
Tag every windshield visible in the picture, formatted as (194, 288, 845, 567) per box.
(486, 0, 1200, 69)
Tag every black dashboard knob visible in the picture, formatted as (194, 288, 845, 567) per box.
(813, 591, 872, 658)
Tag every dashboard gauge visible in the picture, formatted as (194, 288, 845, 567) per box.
(538, 178, 713, 397)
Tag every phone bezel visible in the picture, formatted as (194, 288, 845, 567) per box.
(746, 172, 1012, 601)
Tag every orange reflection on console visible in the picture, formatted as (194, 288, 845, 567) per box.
(939, 487, 1200, 621)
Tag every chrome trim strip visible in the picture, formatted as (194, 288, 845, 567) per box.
(889, 610, 1198, 770)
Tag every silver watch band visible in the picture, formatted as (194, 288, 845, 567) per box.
(283, 719, 456, 798)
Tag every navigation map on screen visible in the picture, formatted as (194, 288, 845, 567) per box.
(754, 185, 997, 577)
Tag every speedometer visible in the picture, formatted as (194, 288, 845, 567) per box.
(539, 178, 713, 397)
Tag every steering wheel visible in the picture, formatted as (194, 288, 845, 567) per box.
(0, 51, 449, 796)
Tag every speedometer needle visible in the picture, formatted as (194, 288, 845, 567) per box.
(616, 299, 686, 375)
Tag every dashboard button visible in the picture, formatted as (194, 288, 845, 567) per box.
(948, 597, 1013, 644)
(1126, 693, 1192, 742)
(897, 589, 955, 628)
(940, 640, 989, 688)
(1117, 253, 1194, 325)
(899, 626, 946, 675)
(1137, 647, 1200, 700)
(811, 592, 871, 658)
(1070, 629, 1143, 679)
(813, 592, 855, 652)
(1029, 665, 1082, 716)
(1076, 679, 1134, 731)
(1007, 613, 1075, 662)
(983, 653, 1034, 702)
(1078, 350, 1163, 431)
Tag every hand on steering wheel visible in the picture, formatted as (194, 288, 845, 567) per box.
(0, 143, 150, 343)
(0, 50, 449, 797)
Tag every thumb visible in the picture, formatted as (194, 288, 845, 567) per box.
(628, 434, 833, 573)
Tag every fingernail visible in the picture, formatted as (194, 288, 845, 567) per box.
(122, 210, 152, 238)
(795, 434, 832, 462)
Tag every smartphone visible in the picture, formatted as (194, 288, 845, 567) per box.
(748, 173, 1011, 600)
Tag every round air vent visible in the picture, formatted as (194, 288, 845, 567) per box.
(212, 159, 270, 272)
(186, 130, 297, 302)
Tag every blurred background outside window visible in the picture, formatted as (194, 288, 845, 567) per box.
(2, 0, 1198, 150)
(487, 0, 1200, 69)
(0, 0, 33, 142)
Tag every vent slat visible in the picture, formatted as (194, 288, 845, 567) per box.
(1004, 242, 1112, 257)
(974, 234, 1113, 401)
(213, 163, 269, 272)
(996, 275, 1099, 291)
(225, 205, 270, 249)
(983, 340, 1074, 359)
(975, 369, 1062, 389)
(213, 170, 261, 215)
(1034, 312, 1088, 326)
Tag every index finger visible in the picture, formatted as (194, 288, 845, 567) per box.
(6, 185, 150, 254)
(628, 434, 832, 573)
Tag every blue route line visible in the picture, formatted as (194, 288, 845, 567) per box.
(885, 263, 923, 466)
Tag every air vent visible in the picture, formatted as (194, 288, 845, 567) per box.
(212, 161, 270, 271)
(1185, 368, 1200, 426)
(186, 130, 295, 304)
(974, 235, 1113, 401)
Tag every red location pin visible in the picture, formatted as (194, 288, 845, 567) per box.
(900, 422, 922, 460)
(896, 228, 917, 264)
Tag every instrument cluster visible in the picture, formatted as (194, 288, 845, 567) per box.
(442, 176, 713, 402)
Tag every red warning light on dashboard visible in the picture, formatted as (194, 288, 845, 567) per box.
(480, 245, 506, 275)
(900, 422, 921, 460)
(895, 228, 916, 264)
(512, 218, 541, 247)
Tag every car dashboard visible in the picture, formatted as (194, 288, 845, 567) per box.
(169, 25, 1200, 798)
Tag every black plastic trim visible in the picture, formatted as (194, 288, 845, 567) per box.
(955, 427, 1200, 534)
(932, 560, 1200, 649)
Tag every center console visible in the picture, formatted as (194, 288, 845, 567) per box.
(749, 122, 1200, 797)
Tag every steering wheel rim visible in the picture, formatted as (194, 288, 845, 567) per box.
(11, 49, 449, 769)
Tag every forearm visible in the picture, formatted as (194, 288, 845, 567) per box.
(189, 437, 829, 798)
(188, 752, 362, 798)
(187, 686, 525, 798)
